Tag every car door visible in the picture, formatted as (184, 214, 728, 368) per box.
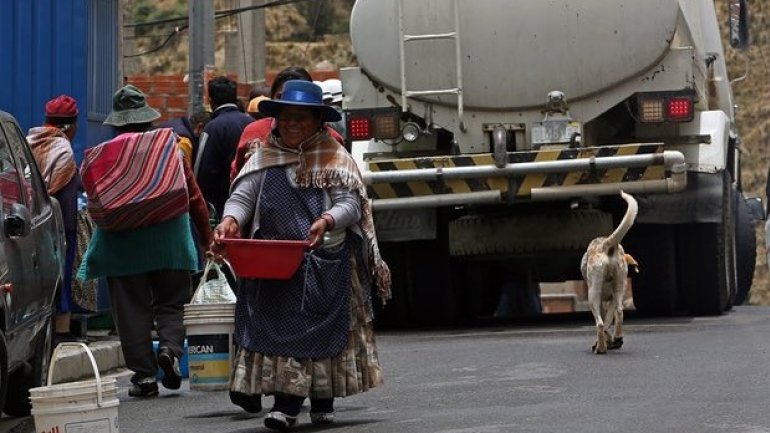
(0, 120, 52, 361)
(6, 121, 61, 303)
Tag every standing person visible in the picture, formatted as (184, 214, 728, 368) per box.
(321, 78, 346, 138)
(26, 94, 82, 344)
(78, 85, 213, 398)
(195, 76, 254, 220)
(158, 111, 211, 167)
(230, 66, 343, 181)
(247, 85, 271, 120)
(212, 80, 391, 431)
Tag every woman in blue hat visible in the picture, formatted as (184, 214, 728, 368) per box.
(213, 80, 391, 431)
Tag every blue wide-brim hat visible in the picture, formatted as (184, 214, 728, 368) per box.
(259, 80, 342, 122)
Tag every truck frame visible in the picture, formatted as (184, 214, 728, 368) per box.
(341, 0, 755, 324)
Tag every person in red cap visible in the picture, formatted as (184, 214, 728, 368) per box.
(26, 94, 82, 344)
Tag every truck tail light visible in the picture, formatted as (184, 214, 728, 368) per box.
(666, 97, 693, 122)
(638, 92, 695, 123)
(345, 108, 401, 141)
(348, 116, 372, 140)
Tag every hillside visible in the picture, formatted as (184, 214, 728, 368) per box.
(124, 0, 770, 304)
(721, 1, 770, 304)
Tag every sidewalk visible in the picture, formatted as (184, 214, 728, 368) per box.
(50, 335, 125, 384)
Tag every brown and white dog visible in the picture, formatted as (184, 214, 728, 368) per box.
(580, 190, 638, 354)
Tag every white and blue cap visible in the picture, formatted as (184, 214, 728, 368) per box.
(259, 80, 342, 122)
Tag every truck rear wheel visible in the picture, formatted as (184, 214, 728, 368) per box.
(374, 224, 459, 327)
(734, 193, 756, 305)
(677, 173, 736, 315)
(624, 223, 678, 316)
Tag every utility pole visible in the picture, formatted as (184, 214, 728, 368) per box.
(224, 0, 267, 86)
(188, 0, 215, 115)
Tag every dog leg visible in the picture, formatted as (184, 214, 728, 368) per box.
(608, 279, 626, 350)
(588, 283, 607, 354)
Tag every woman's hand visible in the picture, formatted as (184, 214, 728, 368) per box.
(308, 218, 329, 248)
(210, 216, 240, 256)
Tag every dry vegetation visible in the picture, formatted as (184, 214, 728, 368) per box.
(124, 1, 770, 304)
(721, 1, 770, 304)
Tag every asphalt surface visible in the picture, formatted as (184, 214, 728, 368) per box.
(5, 306, 770, 433)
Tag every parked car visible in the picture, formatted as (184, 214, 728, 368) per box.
(0, 111, 64, 416)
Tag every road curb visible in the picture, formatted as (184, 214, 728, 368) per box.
(50, 340, 124, 384)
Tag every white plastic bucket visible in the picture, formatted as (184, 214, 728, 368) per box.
(30, 342, 120, 433)
(184, 303, 235, 391)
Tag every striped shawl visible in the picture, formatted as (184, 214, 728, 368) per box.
(26, 126, 77, 194)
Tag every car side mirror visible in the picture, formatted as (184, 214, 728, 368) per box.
(746, 197, 765, 221)
(5, 203, 31, 237)
(729, 0, 750, 50)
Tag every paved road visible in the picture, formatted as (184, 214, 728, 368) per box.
(5, 306, 770, 433)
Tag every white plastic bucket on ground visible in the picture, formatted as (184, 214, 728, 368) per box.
(184, 302, 235, 391)
(30, 342, 120, 433)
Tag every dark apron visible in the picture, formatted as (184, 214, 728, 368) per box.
(234, 167, 351, 359)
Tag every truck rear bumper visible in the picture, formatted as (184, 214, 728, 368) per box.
(365, 144, 686, 210)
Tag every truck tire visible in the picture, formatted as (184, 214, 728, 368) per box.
(374, 220, 459, 327)
(678, 173, 735, 316)
(449, 210, 613, 256)
(4, 313, 53, 417)
(734, 194, 756, 305)
(623, 223, 679, 316)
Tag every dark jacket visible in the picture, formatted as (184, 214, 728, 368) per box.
(195, 104, 254, 220)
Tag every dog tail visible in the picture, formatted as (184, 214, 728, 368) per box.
(603, 190, 638, 252)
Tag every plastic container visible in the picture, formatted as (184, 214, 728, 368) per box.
(219, 238, 310, 279)
(153, 339, 189, 379)
(184, 303, 236, 391)
(30, 342, 120, 433)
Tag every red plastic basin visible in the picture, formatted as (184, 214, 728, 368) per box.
(219, 238, 310, 279)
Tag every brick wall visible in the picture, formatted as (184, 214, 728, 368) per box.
(125, 70, 340, 122)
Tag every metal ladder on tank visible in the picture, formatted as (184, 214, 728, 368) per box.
(397, 0, 465, 131)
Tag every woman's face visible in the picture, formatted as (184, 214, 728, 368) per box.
(277, 106, 322, 148)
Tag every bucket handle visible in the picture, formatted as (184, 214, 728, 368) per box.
(48, 342, 104, 407)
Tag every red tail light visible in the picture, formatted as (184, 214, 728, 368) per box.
(666, 97, 693, 122)
(348, 117, 372, 140)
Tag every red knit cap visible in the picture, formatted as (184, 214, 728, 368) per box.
(45, 95, 79, 122)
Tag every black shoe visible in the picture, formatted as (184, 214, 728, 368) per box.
(129, 377, 159, 398)
(157, 348, 182, 390)
(264, 411, 297, 431)
(229, 391, 262, 413)
(309, 412, 335, 425)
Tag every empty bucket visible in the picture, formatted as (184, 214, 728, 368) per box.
(30, 342, 120, 433)
(184, 302, 235, 391)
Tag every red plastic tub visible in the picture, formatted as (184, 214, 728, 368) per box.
(219, 238, 310, 279)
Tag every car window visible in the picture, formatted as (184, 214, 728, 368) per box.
(0, 126, 24, 216)
(5, 124, 43, 217)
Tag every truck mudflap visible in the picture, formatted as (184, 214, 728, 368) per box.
(364, 143, 686, 210)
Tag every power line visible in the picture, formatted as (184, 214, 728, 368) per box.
(124, 0, 310, 29)
(124, 0, 313, 58)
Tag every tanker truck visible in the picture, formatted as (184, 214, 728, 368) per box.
(341, 0, 756, 324)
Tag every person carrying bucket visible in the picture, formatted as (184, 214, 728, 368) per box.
(78, 85, 213, 398)
(212, 80, 391, 431)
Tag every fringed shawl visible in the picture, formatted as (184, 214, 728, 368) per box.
(26, 126, 77, 194)
(233, 130, 392, 304)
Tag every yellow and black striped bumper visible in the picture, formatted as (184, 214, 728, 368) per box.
(366, 143, 679, 203)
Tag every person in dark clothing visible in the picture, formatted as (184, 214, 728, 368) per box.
(195, 76, 254, 220)
(158, 111, 211, 167)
